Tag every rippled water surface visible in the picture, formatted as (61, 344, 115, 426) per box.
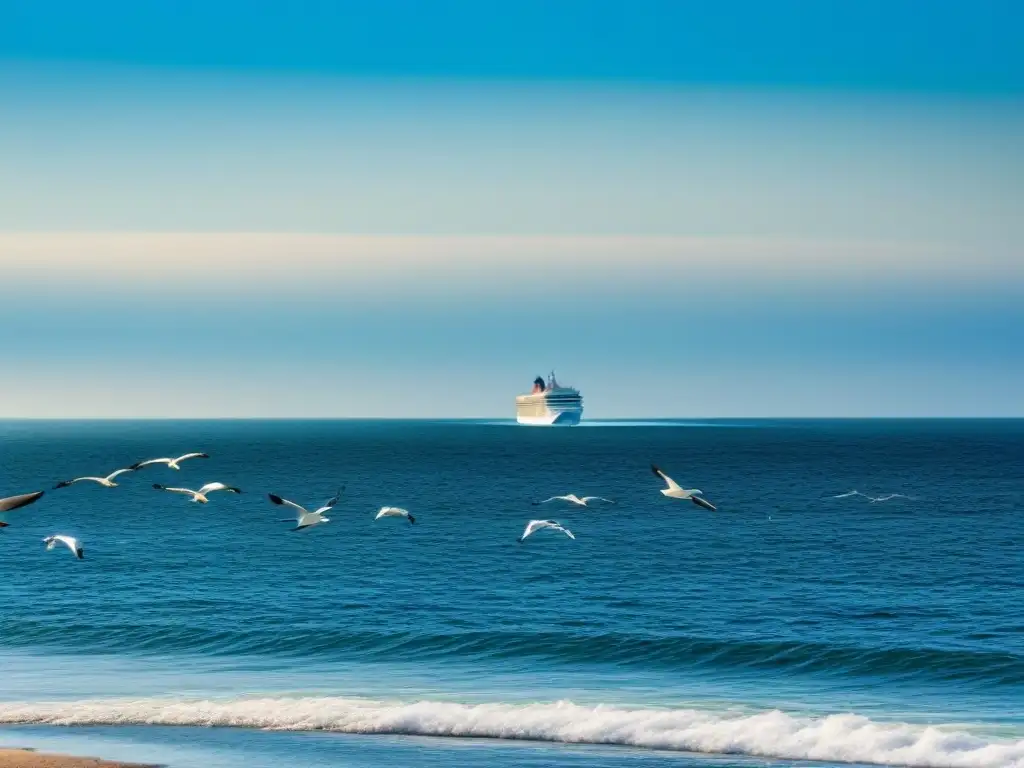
(1, 419, 1022, 767)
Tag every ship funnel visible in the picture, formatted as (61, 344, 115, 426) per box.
(532, 376, 545, 394)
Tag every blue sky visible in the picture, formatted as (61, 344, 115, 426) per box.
(4, 0, 1022, 92)
(0, 1, 1022, 417)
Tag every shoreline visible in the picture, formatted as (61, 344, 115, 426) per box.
(0, 750, 156, 768)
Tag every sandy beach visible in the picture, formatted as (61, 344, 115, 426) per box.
(0, 750, 154, 768)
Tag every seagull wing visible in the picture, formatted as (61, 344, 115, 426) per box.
(175, 452, 210, 463)
(0, 490, 44, 513)
(533, 496, 569, 505)
(322, 485, 346, 510)
(651, 465, 683, 491)
(268, 494, 308, 516)
(519, 520, 543, 539)
(55, 476, 107, 488)
(554, 525, 576, 539)
(131, 458, 172, 469)
(691, 495, 717, 511)
(198, 482, 240, 495)
(156, 485, 198, 496)
(581, 496, 615, 505)
(105, 468, 135, 482)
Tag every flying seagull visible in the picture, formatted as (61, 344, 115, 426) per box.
(268, 488, 342, 531)
(54, 468, 134, 489)
(131, 452, 209, 471)
(518, 519, 575, 542)
(533, 494, 615, 507)
(153, 482, 241, 503)
(651, 465, 717, 510)
(374, 506, 416, 524)
(43, 534, 84, 559)
(832, 489, 864, 499)
(832, 489, 913, 503)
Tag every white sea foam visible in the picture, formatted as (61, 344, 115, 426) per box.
(0, 697, 1021, 767)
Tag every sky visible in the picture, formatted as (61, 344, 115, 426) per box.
(1, 0, 1022, 417)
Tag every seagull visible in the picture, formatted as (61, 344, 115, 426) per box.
(832, 489, 865, 499)
(518, 519, 575, 542)
(869, 493, 913, 503)
(832, 490, 913, 503)
(651, 465, 717, 510)
(54, 468, 135, 489)
(533, 494, 615, 507)
(131, 452, 209, 471)
(43, 534, 84, 559)
(374, 506, 416, 524)
(153, 482, 242, 503)
(268, 488, 342, 531)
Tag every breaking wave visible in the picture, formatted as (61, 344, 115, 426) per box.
(0, 696, 1020, 768)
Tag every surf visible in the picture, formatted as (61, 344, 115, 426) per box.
(0, 696, 1020, 768)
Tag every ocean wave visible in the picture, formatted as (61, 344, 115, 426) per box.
(2, 623, 1021, 685)
(0, 696, 1020, 768)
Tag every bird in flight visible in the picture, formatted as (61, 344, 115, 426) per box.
(533, 494, 615, 507)
(651, 465, 717, 510)
(518, 519, 575, 542)
(131, 452, 209, 471)
(43, 534, 84, 559)
(374, 506, 416, 524)
(54, 468, 135, 489)
(268, 488, 342, 531)
(153, 482, 241, 503)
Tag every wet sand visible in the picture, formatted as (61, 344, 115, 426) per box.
(0, 750, 155, 768)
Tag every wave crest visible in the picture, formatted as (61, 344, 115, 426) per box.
(0, 697, 1021, 768)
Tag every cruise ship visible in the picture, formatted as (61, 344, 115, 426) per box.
(515, 372, 583, 426)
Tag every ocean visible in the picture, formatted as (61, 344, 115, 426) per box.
(0, 419, 1021, 768)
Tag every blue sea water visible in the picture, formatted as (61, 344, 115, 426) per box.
(0, 419, 1022, 768)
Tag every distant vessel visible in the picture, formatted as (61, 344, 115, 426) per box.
(515, 372, 583, 426)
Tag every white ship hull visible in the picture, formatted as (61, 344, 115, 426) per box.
(516, 409, 583, 427)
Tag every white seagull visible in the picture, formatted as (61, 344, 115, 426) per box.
(832, 490, 913, 503)
(518, 519, 575, 542)
(153, 481, 242, 503)
(651, 465, 717, 510)
(43, 534, 84, 560)
(54, 468, 134, 489)
(869, 493, 914, 503)
(533, 494, 615, 507)
(832, 489, 866, 499)
(269, 488, 342, 531)
(131, 452, 209, 471)
(374, 506, 416, 524)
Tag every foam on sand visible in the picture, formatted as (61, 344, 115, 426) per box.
(0, 697, 1021, 767)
